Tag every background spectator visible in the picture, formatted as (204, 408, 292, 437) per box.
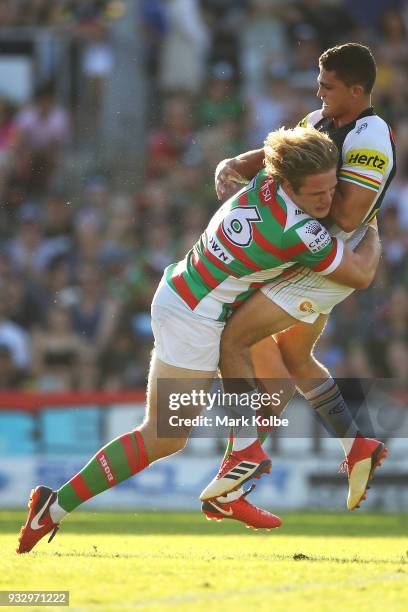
(0, 0, 406, 389)
(31, 303, 87, 390)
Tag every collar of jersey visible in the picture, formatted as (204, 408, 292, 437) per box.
(277, 183, 296, 209)
(277, 184, 310, 232)
(329, 106, 375, 132)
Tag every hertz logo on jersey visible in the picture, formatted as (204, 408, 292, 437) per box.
(345, 149, 388, 174)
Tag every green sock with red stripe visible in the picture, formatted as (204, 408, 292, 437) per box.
(57, 430, 148, 513)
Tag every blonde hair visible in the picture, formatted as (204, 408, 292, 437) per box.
(264, 126, 338, 192)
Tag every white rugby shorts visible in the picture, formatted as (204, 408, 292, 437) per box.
(151, 226, 367, 368)
(151, 278, 224, 371)
(261, 226, 367, 323)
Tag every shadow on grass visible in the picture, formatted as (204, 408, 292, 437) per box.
(2, 511, 408, 538)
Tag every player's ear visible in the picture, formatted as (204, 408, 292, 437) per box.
(281, 177, 295, 197)
(351, 84, 364, 98)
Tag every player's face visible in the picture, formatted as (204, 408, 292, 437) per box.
(285, 168, 337, 218)
(317, 69, 354, 120)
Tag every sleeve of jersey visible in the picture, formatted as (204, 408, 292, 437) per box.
(286, 220, 345, 276)
(339, 137, 390, 193)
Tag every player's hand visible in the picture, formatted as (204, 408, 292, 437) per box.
(215, 159, 247, 201)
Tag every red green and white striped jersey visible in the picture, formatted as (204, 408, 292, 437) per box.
(165, 170, 344, 321)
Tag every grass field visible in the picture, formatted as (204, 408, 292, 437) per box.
(2, 510, 408, 611)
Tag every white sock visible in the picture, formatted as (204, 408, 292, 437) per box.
(49, 499, 68, 523)
(232, 436, 258, 452)
(341, 437, 356, 455)
(225, 388, 260, 453)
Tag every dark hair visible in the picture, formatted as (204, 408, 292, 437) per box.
(319, 43, 376, 94)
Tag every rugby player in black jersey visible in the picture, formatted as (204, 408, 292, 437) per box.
(202, 44, 394, 522)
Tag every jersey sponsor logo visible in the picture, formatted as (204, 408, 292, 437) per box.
(345, 149, 388, 173)
(259, 179, 273, 205)
(299, 300, 316, 314)
(356, 122, 368, 135)
(222, 205, 261, 247)
(296, 220, 331, 254)
(304, 220, 322, 235)
(207, 235, 233, 264)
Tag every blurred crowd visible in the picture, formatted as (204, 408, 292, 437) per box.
(0, 0, 121, 27)
(0, 0, 407, 391)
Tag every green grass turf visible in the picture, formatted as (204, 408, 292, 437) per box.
(2, 511, 408, 611)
